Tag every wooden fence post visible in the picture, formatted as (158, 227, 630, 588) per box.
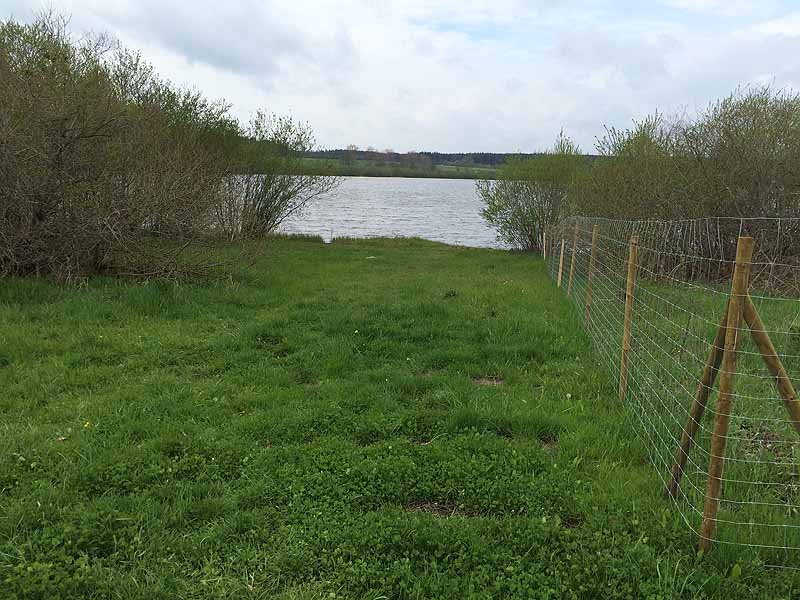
(584, 225, 598, 328)
(567, 222, 580, 297)
(543, 231, 547, 260)
(619, 235, 638, 402)
(698, 236, 754, 553)
(557, 239, 566, 288)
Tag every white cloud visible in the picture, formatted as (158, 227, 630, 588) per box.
(4, 0, 800, 152)
(660, 0, 780, 17)
(753, 12, 800, 37)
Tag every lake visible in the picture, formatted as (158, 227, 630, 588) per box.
(281, 177, 505, 249)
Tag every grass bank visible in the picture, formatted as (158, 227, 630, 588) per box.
(299, 158, 497, 179)
(1, 237, 798, 598)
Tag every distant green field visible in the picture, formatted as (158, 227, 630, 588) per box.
(1, 237, 798, 598)
(300, 157, 497, 179)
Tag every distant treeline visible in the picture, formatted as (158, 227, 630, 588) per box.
(304, 149, 588, 168)
(300, 158, 496, 179)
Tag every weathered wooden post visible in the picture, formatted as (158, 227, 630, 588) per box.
(618, 235, 638, 402)
(567, 222, 580, 297)
(584, 225, 598, 328)
(557, 239, 566, 288)
(698, 236, 754, 553)
(543, 231, 547, 260)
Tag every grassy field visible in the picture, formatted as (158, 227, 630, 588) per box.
(1, 237, 799, 598)
(299, 158, 497, 179)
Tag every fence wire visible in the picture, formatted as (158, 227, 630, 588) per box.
(546, 216, 800, 567)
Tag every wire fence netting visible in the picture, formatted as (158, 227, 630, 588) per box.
(546, 216, 800, 566)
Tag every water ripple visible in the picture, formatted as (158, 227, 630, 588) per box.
(281, 177, 506, 249)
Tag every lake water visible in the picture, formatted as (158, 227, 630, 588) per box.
(281, 177, 505, 249)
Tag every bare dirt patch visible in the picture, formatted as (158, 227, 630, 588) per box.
(561, 513, 584, 529)
(473, 376, 504, 386)
(405, 500, 481, 518)
(739, 422, 796, 459)
(541, 440, 558, 453)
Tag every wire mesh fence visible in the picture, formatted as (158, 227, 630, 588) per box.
(545, 216, 800, 566)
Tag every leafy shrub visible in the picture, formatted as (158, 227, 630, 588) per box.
(0, 14, 238, 279)
(0, 13, 338, 280)
(575, 86, 800, 225)
(477, 132, 587, 251)
(215, 112, 340, 241)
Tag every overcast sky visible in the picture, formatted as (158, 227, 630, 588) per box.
(5, 1, 800, 153)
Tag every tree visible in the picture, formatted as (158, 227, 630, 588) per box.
(0, 12, 234, 279)
(215, 112, 341, 241)
(575, 86, 800, 222)
(477, 132, 587, 251)
(0, 12, 337, 279)
(345, 144, 359, 164)
(569, 86, 800, 264)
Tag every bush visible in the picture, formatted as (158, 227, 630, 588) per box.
(215, 112, 340, 241)
(0, 13, 336, 280)
(575, 86, 800, 223)
(0, 14, 239, 279)
(477, 133, 587, 251)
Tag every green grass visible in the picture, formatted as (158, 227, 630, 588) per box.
(1, 237, 799, 598)
(299, 158, 497, 179)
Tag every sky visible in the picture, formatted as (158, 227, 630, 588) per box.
(5, 0, 800, 153)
